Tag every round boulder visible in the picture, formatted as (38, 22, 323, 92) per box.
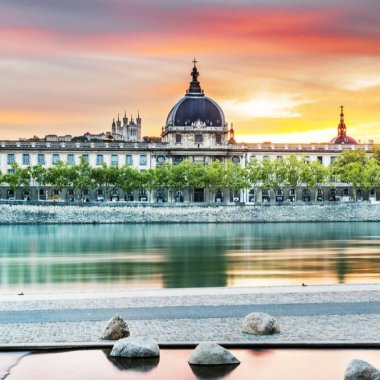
(242, 312, 280, 335)
(110, 336, 160, 358)
(188, 342, 240, 365)
(100, 315, 130, 340)
(344, 359, 379, 380)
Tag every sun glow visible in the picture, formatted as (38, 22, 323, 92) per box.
(223, 94, 310, 119)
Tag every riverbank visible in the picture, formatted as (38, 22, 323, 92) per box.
(1, 284, 380, 348)
(1, 202, 380, 224)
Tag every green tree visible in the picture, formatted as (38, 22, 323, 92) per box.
(223, 160, 249, 201)
(72, 158, 94, 201)
(284, 156, 304, 201)
(168, 161, 188, 202)
(361, 158, 380, 196)
(27, 165, 47, 200)
(45, 161, 71, 199)
(91, 163, 120, 201)
(186, 162, 206, 202)
(204, 160, 224, 202)
(117, 165, 140, 197)
(332, 150, 368, 201)
(3, 163, 30, 196)
(301, 160, 329, 201)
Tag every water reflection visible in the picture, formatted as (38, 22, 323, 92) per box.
(189, 363, 239, 379)
(1, 223, 380, 292)
(104, 351, 159, 372)
(5, 349, 380, 380)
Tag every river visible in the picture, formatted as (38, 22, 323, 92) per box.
(1, 222, 380, 293)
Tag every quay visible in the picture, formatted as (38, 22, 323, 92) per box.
(0, 284, 380, 349)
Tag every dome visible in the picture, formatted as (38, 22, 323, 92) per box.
(165, 62, 225, 129)
(330, 135, 357, 144)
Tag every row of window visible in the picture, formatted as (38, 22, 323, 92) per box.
(5, 154, 147, 166)
(175, 134, 222, 144)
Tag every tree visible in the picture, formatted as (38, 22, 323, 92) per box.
(168, 161, 188, 202)
(283, 156, 304, 201)
(204, 160, 224, 202)
(72, 158, 94, 201)
(91, 163, 120, 201)
(272, 157, 287, 193)
(45, 161, 71, 199)
(331, 150, 368, 201)
(223, 160, 249, 201)
(301, 160, 329, 200)
(186, 162, 206, 202)
(154, 161, 171, 200)
(117, 165, 140, 197)
(361, 158, 380, 196)
(3, 163, 30, 197)
(27, 165, 47, 200)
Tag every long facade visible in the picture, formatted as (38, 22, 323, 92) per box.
(0, 63, 375, 203)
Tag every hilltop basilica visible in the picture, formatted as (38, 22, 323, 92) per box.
(0, 61, 372, 203)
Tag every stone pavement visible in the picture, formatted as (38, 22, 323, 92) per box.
(1, 284, 380, 347)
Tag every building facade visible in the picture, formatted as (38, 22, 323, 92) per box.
(0, 62, 375, 203)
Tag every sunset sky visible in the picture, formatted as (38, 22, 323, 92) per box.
(0, 0, 379, 143)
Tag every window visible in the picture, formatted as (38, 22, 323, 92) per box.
(22, 154, 30, 165)
(111, 154, 118, 166)
(140, 155, 147, 165)
(156, 155, 165, 165)
(215, 134, 222, 144)
(7, 154, 15, 165)
(96, 154, 104, 165)
(38, 154, 45, 165)
(7, 169, 15, 174)
(175, 134, 182, 144)
(125, 155, 133, 165)
(52, 154, 60, 165)
(82, 154, 89, 163)
(67, 154, 75, 165)
(330, 156, 336, 165)
(195, 134, 203, 143)
(317, 156, 323, 164)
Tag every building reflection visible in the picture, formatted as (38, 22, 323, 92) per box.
(1, 223, 380, 292)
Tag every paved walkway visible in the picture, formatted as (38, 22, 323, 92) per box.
(1, 284, 380, 347)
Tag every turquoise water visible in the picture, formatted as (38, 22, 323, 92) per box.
(1, 222, 380, 293)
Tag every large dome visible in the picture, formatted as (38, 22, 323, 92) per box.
(165, 63, 225, 129)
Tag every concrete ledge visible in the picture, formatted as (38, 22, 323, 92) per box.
(2, 341, 380, 352)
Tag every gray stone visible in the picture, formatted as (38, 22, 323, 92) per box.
(110, 335, 160, 358)
(100, 315, 130, 340)
(344, 359, 379, 380)
(242, 312, 280, 335)
(188, 342, 240, 365)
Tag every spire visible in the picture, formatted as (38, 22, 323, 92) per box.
(187, 58, 203, 96)
(124, 109, 127, 118)
(338, 105, 347, 138)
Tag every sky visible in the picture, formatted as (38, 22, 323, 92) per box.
(0, 0, 379, 143)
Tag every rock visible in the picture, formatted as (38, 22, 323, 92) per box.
(188, 342, 240, 365)
(242, 312, 280, 335)
(100, 315, 130, 340)
(344, 359, 380, 380)
(110, 336, 160, 358)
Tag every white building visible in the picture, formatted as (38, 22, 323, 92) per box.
(0, 62, 374, 202)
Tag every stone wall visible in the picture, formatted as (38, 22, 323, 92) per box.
(1, 203, 380, 224)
